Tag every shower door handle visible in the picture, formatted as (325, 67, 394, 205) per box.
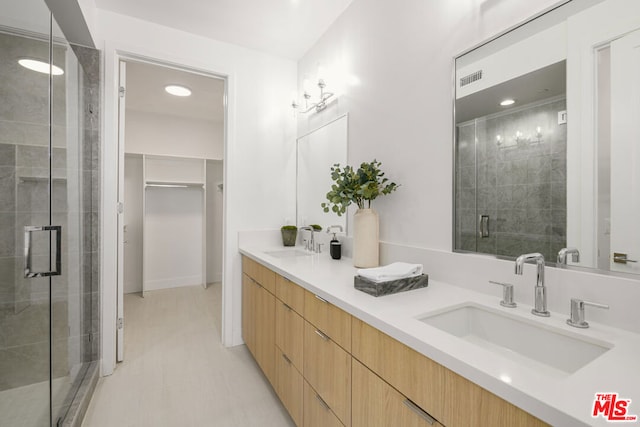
(24, 225, 62, 278)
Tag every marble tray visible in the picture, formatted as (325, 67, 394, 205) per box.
(354, 274, 429, 297)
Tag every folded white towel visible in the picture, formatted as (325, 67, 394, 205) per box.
(357, 262, 423, 283)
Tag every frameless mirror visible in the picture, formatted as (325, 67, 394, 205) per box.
(454, 0, 640, 275)
(296, 114, 348, 233)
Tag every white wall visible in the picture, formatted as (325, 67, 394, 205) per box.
(123, 154, 143, 294)
(297, 0, 561, 250)
(297, 0, 640, 332)
(206, 160, 224, 283)
(145, 186, 204, 290)
(96, 9, 297, 374)
(125, 109, 224, 159)
(456, 22, 566, 99)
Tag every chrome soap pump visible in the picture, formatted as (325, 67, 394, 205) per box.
(327, 225, 343, 260)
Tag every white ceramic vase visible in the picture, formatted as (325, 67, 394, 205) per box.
(353, 208, 379, 268)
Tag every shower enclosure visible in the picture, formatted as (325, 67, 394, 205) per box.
(454, 96, 568, 262)
(0, 1, 100, 426)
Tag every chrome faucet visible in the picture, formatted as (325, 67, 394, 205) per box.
(557, 247, 580, 266)
(299, 226, 315, 252)
(514, 253, 550, 317)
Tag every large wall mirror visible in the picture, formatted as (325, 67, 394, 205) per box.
(454, 0, 640, 275)
(297, 114, 348, 233)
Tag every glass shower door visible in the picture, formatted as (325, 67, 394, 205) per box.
(0, 1, 55, 426)
(49, 17, 96, 426)
(0, 1, 95, 426)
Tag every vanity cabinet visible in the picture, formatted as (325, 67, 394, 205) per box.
(242, 256, 548, 427)
(352, 359, 444, 427)
(241, 261, 275, 386)
(351, 318, 548, 427)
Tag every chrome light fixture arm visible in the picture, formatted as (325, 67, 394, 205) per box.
(292, 79, 335, 114)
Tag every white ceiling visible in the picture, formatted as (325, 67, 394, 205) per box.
(94, 0, 354, 59)
(125, 60, 225, 122)
(456, 61, 566, 124)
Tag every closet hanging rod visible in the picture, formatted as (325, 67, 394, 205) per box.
(145, 182, 204, 189)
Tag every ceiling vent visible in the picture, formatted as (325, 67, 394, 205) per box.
(460, 70, 483, 88)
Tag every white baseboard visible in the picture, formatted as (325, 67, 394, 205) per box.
(144, 275, 203, 291)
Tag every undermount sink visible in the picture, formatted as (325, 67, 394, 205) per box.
(264, 248, 314, 258)
(419, 303, 612, 375)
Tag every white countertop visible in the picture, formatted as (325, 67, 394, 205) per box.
(239, 245, 640, 427)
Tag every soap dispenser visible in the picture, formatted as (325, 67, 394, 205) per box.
(327, 225, 343, 260)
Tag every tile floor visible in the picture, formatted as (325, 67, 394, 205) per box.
(82, 284, 295, 427)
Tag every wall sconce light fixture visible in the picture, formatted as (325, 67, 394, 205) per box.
(292, 78, 334, 114)
(496, 126, 544, 150)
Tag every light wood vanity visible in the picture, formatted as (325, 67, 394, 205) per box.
(242, 255, 548, 427)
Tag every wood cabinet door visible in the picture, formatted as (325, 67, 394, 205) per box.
(276, 347, 304, 426)
(276, 298, 304, 370)
(303, 321, 351, 426)
(352, 359, 443, 427)
(241, 273, 256, 356)
(303, 380, 344, 427)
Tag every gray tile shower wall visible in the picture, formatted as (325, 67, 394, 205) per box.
(455, 98, 567, 262)
(72, 43, 101, 363)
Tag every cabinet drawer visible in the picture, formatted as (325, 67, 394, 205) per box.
(276, 348, 304, 427)
(352, 318, 445, 422)
(352, 359, 443, 427)
(303, 380, 344, 427)
(242, 255, 255, 278)
(276, 299, 304, 370)
(255, 283, 276, 386)
(242, 256, 275, 294)
(352, 318, 548, 427)
(276, 274, 304, 314)
(304, 291, 351, 351)
(303, 321, 351, 426)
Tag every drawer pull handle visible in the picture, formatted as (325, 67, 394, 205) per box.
(315, 329, 330, 341)
(403, 399, 436, 425)
(314, 294, 329, 303)
(281, 353, 292, 364)
(282, 302, 292, 311)
(315, 393, 330, 411)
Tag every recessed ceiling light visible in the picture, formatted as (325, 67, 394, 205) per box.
(18, 58, 64, 75)
(500, 99, 515, 106)
(165, 84, 192, 97)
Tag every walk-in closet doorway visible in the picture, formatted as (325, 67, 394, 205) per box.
(116, 59, 226, 362)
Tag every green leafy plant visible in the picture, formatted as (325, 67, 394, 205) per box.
(310, 224, 322, 231)
(281, 225, 297, 231)
(321, 159, 399, 217)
